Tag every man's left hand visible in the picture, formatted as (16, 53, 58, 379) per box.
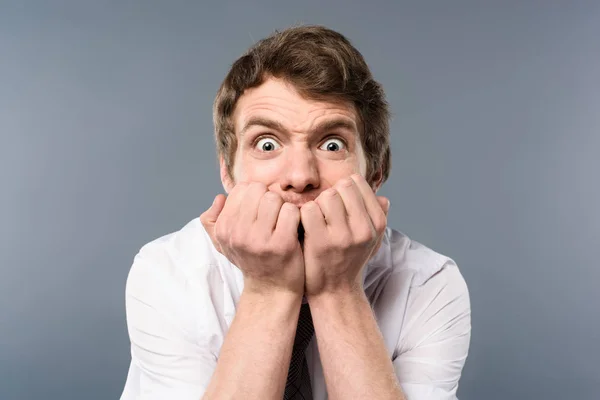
(300, 174, 390, 298)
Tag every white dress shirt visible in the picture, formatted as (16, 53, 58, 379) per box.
(120, 217, 471, 400)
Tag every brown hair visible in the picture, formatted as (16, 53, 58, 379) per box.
(213, 25, 391, 186)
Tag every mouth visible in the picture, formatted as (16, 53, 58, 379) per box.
(297, 222, 305, 246)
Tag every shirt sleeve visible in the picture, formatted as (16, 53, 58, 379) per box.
(120, 248, 219, 400)
(393, 261, 471, 400)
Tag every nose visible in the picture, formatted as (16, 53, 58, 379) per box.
(280, 147, 320, 193)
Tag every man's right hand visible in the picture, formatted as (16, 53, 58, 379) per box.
(200, 182, 305, 297)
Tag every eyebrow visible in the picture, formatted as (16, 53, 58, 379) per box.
(239, 116, 358, 136)
(240, 117, 286, 136)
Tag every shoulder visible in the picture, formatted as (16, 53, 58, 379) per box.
(380, 227, 468, 291)
(124, 218, 235, 340)
(130, 217, 221, 275)
(379, 229, 471, 357)
(384, 229, 471, 332)
(135, 217, 219, 262)
(125, 218, 227, 307)
(367, 227, 470, 316)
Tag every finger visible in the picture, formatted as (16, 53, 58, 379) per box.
(217, 182, 249, 223)
(350, 174, 388, 231)
(214, 183, 250, 247)
(237, 182, 268, 228)
(376, 196, 390, 216)
(335, 178, 370, 223)
(256, 191, 284, 233)
(299, 201, 327, 238)
(314, 188, 348, 229)
(275, 202, 301, 239)
(200, 194, 227, 225)
(200, 194, 227, 251)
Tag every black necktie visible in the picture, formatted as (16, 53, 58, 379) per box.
(284, 303, 314, 400)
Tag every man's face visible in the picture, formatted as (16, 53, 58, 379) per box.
(221, 77, 371, 207)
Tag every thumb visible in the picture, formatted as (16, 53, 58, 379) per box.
(376, 196, 390, 216)
(201, 194, 226, 225)
(200, 194, 226, 252)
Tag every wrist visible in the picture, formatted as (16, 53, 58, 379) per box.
(306, 283, 367, 310)
(243, 275, 304, 297)
(306, 273, 364, 302)
(241, 281, 303, 308)
(237, 287, 303, 332)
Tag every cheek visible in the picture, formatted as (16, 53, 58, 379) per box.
(317, 158, 363, 186)
(236, 157, 283, 183)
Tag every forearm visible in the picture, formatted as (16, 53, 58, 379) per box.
(308, 288, 405, 400)
(202, 288, 302, 400)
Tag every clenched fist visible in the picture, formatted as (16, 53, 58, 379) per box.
(200, 182, 305, 296)
(300, 174, 390, 298)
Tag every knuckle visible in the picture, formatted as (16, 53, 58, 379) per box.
(323, 188, 339, 198)
(263, 190, 283, 203)
(258, 240, 284, 258)
(239, 204, 256, 219)
(282, 202, 299, 215)
(199, 212, 208, 225)
(252, 241, 268, 255)
(336, 177, 354, 189)
(302, 201, 318, 213)
(351, 173, 365, 185)
(356, 227, 375, 244)
(374, 215, 387, 233)
(271, 243, 289, 257)
(271, 230, 295, 248)
(335, 232, 353, 247)
(313, 192, 329, 208)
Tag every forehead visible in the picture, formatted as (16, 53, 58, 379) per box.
(233, 78, 359, 132)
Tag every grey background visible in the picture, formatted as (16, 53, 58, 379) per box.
(1, 1, 598, 399)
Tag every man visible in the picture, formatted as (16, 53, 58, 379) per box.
(121, 25, 471, 400)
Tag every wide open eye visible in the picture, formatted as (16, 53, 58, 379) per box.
(255, 137, 281, 152)
(319, 138, 346, 152)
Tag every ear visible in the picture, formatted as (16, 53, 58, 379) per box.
(219, 156, 235, 194)
(370, 167, 384, 193)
